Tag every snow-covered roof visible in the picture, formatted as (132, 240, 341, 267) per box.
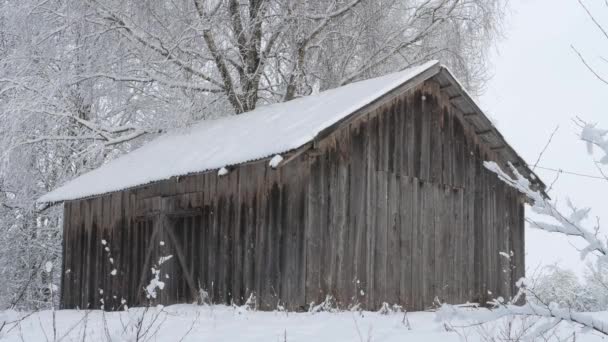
(39, 60, 542, 203)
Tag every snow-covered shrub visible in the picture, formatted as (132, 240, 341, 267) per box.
(582, 259, 608, 312)
(529, 266, 594, 312)
(309, 295, 339, 314)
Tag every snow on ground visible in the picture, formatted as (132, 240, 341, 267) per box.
(0, 304, 606, 341)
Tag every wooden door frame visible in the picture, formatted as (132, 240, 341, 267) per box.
(135, 198, 200, 304)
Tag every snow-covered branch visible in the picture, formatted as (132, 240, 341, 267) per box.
(484, 161, 608, 260)
(437, 297, 608, 336)
(581, 122, 608, 165)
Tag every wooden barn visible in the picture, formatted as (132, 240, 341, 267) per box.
(40, 61, 545, 312)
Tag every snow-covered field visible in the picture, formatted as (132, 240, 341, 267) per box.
(0, 304, 606, 341)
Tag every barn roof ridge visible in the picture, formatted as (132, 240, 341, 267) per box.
(39, 61, 544, 203)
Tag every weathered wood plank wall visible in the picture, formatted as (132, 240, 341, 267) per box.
(61, 78, 525, 311)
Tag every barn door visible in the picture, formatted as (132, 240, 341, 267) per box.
(160, 213, 200, 304)
(132, 198, 201, 306)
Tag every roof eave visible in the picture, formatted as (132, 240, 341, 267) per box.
(434, 67, 548, 197)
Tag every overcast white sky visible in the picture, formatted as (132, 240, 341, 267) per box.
(480, 0, 608, 276)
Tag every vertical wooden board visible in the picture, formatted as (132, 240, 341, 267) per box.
(403, 98, 415, 177)
(452, 117, 466, 189)
(466, 187, 475, 301)
(391, 101, 402, 175)
(127, 215, 135, 305)
(484, 168, 493, 302)
(454, 187, 465, 303)
(214, 183, 226, 303)
(76, 200, 84, 308)
(386, 103, 396, 173)
(225, 177, 237, 305)
(473, 158, 484, 302)
(441, 108, 452, 186)
(464, 143, 476, 301)
(201, 206, 211, 293)
(279, 158, 307, 309)
(495, 184, 508, 299)
(504, 193, 513, 298)
(118, 192, 129, 307)
(267, 181, 283, 309)
(489, 173, 497, 299)
(511, 192, 525, 299)
(419, 87, 432, 181)
(516, 201, 525, 289)
(101, 195, 111, 309)
(84, 198, 95, 308)
(424, 181, 437, 309)
(398, 176, 412, 308)
(60, 204, 71, 308)
(448, 186, 457, 303)
(320, 145, 334, 302)
(278, 170, 291, 307)
(336, 129, 352, 307)
(399, 96, 414, 177)
(95, 197, 106, 308)
(192, 215, 200, 302)
(319, 154, 330, 303)
(129, 194, 139, 305)
(412, 179, 423, 310)
(219, 184, 231, 304)
(376, 109, 387, 172)
(209, 179, 221, 303)
(75, 201, 83, 307)
(245, 184, 257, 302)
(261, 176, 275, 309)
(202, 175, 215, 295)
(412, 92, 423, 179)
(296, 163, 309, 309)
(365, 114, 378, 308)
(69, 201, 80, 308)
(68, 202, 78, 308)
(373, 171, 388, 308)
(433, 185, 445, 303)
(387, 173, 400, 305)
(444, 187, 454, 303)
(312, 155, 331, 303)
(429, 93, 443, 184)
(348, 120, 368, 307)
(135, 219, 144, 305)
(200, 205, 210, 295)
(253, 166, 267, 309)
(109, 192, 122, 309)
(234, 171, 245, 305)
(323, 145, 336, 299)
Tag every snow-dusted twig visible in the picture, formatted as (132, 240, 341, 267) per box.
(580, 122, 608, 165)
(437, 295, 608, 336)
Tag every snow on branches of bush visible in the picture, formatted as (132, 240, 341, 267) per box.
(437, 296, 608, 336)
(581, 123, 608, 164)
